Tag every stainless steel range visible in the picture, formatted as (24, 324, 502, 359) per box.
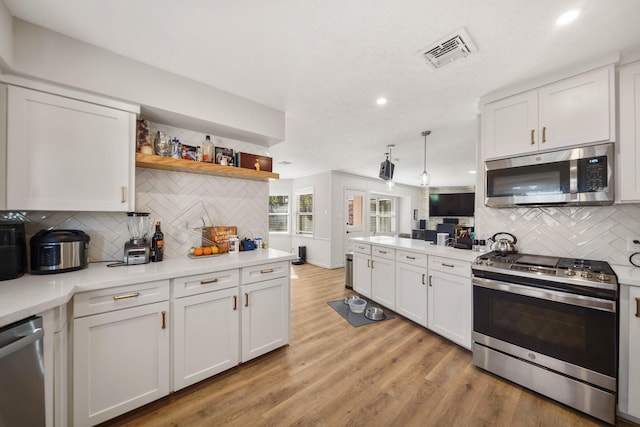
(472, 251, 618, 424)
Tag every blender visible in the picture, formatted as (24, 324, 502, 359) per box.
(123, 212, 152, 265)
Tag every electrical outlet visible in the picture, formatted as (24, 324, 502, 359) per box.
(628, 237, 640, 252)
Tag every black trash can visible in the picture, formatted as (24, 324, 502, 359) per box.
(345, 252, 353, 289)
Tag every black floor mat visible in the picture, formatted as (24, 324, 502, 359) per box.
(327, 298, 395, 327)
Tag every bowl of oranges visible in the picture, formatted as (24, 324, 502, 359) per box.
(188, 245, 222, 258)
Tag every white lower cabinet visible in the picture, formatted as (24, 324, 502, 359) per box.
(172, 287, 239, 391)
(620, 284, 640, 420)
(395, 251, 428, 327)
(353, 244, 372, 297)
(241, 277, 290, 362)
(72, 281, 170, 427)
(371, 251, 395, 310)
(427, 256, 472, 350)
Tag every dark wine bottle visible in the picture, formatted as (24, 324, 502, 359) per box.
(151, 221, 164, 262)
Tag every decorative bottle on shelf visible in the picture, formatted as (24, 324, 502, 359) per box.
(202, 135, 214, 163)
(150, 221, 164, 262)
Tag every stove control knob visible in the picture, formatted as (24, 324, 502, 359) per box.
(564, 269, 576, 276)
(485, 259, 493, 266)
(474, 258, 484, 265)
(597, 273, 610, 282)
(581, 271, 593, 279)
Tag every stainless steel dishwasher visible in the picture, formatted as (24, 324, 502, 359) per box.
(0, 316, 45, 427)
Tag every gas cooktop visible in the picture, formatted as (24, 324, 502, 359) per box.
(472, 251, 618, 290)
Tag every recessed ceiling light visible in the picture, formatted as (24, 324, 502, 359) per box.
(556, 9, 581, 26)
(376, 98, 387, 105)
(468, 170, 477, 174)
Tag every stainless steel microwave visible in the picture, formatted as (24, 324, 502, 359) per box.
(485, 143, 614, 208)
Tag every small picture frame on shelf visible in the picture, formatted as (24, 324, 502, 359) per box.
(215, 147, 235, 166)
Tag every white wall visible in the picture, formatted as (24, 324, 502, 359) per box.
(0, 1, 12, 70)
(9, 19, 284, 146)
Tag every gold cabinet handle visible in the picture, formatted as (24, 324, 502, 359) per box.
(121, 186, 126, 203)
(406, 256, 416, 260)
(530, 129, 535, 145)
(378, 250, 387, 254)
(542, 126, 547, 143)
(422, 273, 426, 285)
(636, 297, 640, 318)
(260, 268, 274, 274)
(245, 292, 249, 307)
(371, 260, 374, 269)
(161, 311, 166, 329)
(367, 259, 370, 268)
(442, 263, 455, 268)
(200, 278, 219, 285)
(233, 295, 237, 311)
(428, 275, 432, 287)
(113, 292, 140, 301)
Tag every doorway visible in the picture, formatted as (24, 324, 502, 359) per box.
(344, 189, 366, 253)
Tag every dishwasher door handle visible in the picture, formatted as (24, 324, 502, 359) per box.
(0, 327, 44, 360)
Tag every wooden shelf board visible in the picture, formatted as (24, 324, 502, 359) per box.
(135, 153, 279, 181)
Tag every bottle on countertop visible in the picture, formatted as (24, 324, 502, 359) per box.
(150, 221, 164, 262)
(202, 135, 214, 163)
(228, 235, 239, 254)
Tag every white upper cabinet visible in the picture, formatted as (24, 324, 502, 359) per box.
(617, 60, 640, 202)
(482, 65, 614, 160)
(3, 83, 137, 211)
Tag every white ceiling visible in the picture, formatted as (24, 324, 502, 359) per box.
(4, 0, 640, 187)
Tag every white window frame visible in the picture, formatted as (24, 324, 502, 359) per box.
(295, 187, 314, 236)
(369, 195, 396, 236)
(268, 192, 290, 234)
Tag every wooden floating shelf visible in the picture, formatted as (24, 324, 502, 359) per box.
(135, 153, 279, 181)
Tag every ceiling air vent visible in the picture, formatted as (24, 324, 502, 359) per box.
(420, 28, 476, 71)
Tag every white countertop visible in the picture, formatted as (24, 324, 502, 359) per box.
(351, 236, 486, 263)
(611, 264, 640, 287)
(0, 248, 295, 327)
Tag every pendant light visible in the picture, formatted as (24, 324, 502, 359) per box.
(419, 130, 431, 186)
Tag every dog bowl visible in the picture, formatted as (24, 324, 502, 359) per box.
(365, 307, 385, 320)
(344, 295, 359, 305)
(347, 297, 367, 313)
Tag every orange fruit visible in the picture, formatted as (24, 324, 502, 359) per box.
(203, 246, 212, 255)
(194, 247, 204, 256)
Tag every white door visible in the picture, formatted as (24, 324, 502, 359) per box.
(395, 262, 427, 327)
(344, 189, 366, 254)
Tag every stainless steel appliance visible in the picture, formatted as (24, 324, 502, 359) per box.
(0, 221, 27, 281)
(472, 252, 618, 424)
(0, 316, 45, 426)
(485, 142, 614, 207)
(30, 229, 90, 274)
(123, 212, 152, 265)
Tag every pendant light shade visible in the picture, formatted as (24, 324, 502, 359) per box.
(419, 130, 431, 186)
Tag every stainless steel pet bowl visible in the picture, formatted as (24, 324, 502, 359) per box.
(364, 307, 385, 320)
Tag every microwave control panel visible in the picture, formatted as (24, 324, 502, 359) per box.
(577, 156, 607, 192)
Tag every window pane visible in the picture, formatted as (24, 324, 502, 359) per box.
(269, 195, 289, 213)
(269, 215, 288, 232)
(298, 194, 313, 213)
(379, 198, 392, 214)
(379, 217, 392, 233)
(297, 214, 313, 233)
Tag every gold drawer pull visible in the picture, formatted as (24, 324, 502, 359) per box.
(161, 311, 166, 329)
(378, 250, 387, 254)
(245, 292, 249, 307)
(260, 268, 274, 274)
(120, 186, 126, 203)
(113, 292, 140, 301)
(233, 295, 237, 311)
(200, 278, 219, 285)
(406, 256, 416, 260)
(422, 274, 426, 285)
(442, 263, 455, 268)
(530, 129, 535, 145)
(542, 126, 547, 143)
(636, 298, 640, 318)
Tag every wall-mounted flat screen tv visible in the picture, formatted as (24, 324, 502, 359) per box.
(429, 192, 475, 217)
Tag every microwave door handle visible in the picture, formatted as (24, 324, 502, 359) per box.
(569, 159, 578, 193)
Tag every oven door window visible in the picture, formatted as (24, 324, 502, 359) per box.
(473, 285, 616, 377)
(486, 161, 570, 198)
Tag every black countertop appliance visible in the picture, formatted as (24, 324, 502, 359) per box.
(30, 229, 90, 274)
(0, 221, 27, 281)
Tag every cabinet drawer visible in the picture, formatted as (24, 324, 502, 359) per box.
(242, 261, 289, 284)
(429, 256, 471, 278)
(172, 269, 239, 298)
(353, 243, 371, 255)
(73, 280, 170, 318)
(372, 246, 395, 260)
(396, 250, 427, 267)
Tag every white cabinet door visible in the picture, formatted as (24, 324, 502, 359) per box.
(538, 66, 612, 151)
(173, 287, 239, 391)
(618, 61, 640, 202)
(6, 85, 135, 211)
(371, 255, 395, 310)
(627, 286, 640, 418)
(241, 277, 290, 362)
(353, 251, 372, 297)
(73, 301, 170, 427)
(395, 261, 427, 327)
(482, 90, 538, 159)
(428, 271, 472, 349)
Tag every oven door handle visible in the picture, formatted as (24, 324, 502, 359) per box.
(472, 277, 616, 313)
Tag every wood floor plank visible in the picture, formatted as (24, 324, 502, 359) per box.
(100, 263, 637, 427)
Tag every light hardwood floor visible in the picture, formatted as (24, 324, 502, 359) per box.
(101, 263, 635, 427)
